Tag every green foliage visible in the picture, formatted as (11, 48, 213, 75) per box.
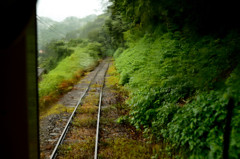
(113, 47, 124, 58)
(67, 38, 84, 47)
(158, 91, 228, 158)
(114, 29, 240, 158)
(65, 13, 116, 57)
(98, 138, 152, 159)
(38, 40, 74, 72)
(38, 13, 117, 111)
(103, 11, 130, 49)
(86, 42, 102, 59)
(116, 115, 130, 124)
(39, 45, 99, 110)
(38, 13, 114, 71)
(58, 137, 95, 159)
(39, 46, 97, 98)
(109, 0, 240, 36)
(106, 0, 240, 158)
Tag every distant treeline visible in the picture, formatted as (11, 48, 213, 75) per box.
(37, 14, 97, 50)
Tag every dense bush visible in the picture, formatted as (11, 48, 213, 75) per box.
(38, 41, 74, 72)
(114, 29, 240, 158)
(104, 0, 240, 158)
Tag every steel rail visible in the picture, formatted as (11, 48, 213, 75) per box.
(49, 62, 105, 159)
(94, 62, 109, 159)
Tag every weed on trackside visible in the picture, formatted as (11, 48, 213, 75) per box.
(57, 85, 100, 158)
(39, 104, 74, 120)
(98, 63, 164, 158)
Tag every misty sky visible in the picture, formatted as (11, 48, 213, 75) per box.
(37, 0, 106, 21)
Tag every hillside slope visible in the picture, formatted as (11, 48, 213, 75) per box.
(106, 0, 240, 158)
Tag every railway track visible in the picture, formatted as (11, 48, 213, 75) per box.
(47, 60, 109, 159)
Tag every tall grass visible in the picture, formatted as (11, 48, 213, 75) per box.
(39, 46, 98, 111)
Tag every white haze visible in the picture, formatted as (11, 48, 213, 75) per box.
(37, 0, 107, 21)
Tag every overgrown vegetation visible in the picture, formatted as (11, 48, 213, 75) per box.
(105, 0, 240, 158)
(98, 138, 152, 159)
(38, 40, 74, 72)
(57, 83, 100, 158)
(58, 138, 95, 159)
(98, 63, 160, 159)
(38, 12, 115, 112)
(38, 42, 101, 111)
(39, 104, 74, 120)
(38, 0, 240, 157)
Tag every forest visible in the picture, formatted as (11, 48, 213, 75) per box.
(38, 0, 240, 158)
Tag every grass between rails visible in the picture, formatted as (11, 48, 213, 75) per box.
(57, 85, 100, 159)
(39, 46, 99, 114)
(58, 138, 95, 159)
